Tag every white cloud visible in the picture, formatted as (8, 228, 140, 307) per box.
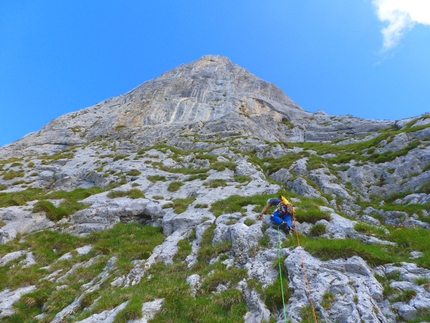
(372, 0, 430, 50)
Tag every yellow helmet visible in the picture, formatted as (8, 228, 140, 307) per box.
(281, 196, 290, 205)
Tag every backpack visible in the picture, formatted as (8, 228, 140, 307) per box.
(286, 203, 295, 216)
(276, 202, 294, 215)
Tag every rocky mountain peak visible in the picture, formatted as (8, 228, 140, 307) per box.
(1, 55, 392, 158)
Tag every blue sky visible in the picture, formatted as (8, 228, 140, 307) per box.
(1, 1, 429, 147)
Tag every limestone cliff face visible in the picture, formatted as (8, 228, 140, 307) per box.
(0, 54, 391, 158)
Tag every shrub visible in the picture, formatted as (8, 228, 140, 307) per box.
(0, 184, 7, 191)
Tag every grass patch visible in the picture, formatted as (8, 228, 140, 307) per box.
(354, 222, 387, 238)
(172, 197, 196, 214)
(167, 181, 184, 192)
(203, 179, 227, 188)
(186, 173, 209, 181)
(33, 200, 86, 222)
(283, 235, 402, 267)
(210, 194, 265, 217)
(107, 189, 145, 199)
(126, 169, 141, 176)
(2, 170, 24, 180)
(309, 223, 326, 236)
(147, 175, 167, 183)
(244, 218, 256, 226)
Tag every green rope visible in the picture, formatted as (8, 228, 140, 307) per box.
(277, 226, 288, 323)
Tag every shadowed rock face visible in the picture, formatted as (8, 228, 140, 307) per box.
(0, 54, 392, 158)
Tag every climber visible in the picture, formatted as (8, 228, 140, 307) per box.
(257, 196, 282, 220)
(270, 196, 294, 235)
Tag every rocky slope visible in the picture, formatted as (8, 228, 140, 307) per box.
(0, 55, 429, 323)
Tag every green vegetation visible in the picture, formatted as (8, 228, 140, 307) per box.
(309, 223, 326, 236)
(172, 197, 196, 214)
(354, 222, 388, 238)
(186, 173, 209, 181)
(126, 169, 141, 176)
(2, 169, 25, 180)
(31, 187, 106, 221)
(283, 225, 430, 269)
(321, 291, 335, 309)
(0, 223, 165, 322)
(107, 189, 145, 199)
(147, 175, 167, 183)
(210, 195, 253, 217)
(244, 218, 256, 226)
(203, 179, 227, 188)
(167, 181, 184, 192)
(0, 187, 105, 222)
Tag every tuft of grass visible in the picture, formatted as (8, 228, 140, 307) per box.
(309, 223, 326, 236)
(321, 291, 336, 309)
(147, 175, 167, 183)
(210, 161, 236, 172)
(172, 197, 196, 214)
(295, 208, 331, 224)
(354, 222, 387, 238)
(414, 276, 430, 287)
(194, 203, 208, 208)
(234, 175, 251, 183)
(210, 194, 262, 217)
(203, 179, 227, 188)
(126, 169, 141, 176)
(390, 289, 417, 303)
(167, 181, 184, 192)
(283, 234, 403, 267)
(3, 169, 24, 180)
(107, 189, 145, 199)
(244, 218, 256, 226)
(186, 173, 209, 181)
(263, 276, 292, 313)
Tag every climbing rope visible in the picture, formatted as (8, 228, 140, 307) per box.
(292, 215, 319, 323)
(277, 226, 288, 323)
